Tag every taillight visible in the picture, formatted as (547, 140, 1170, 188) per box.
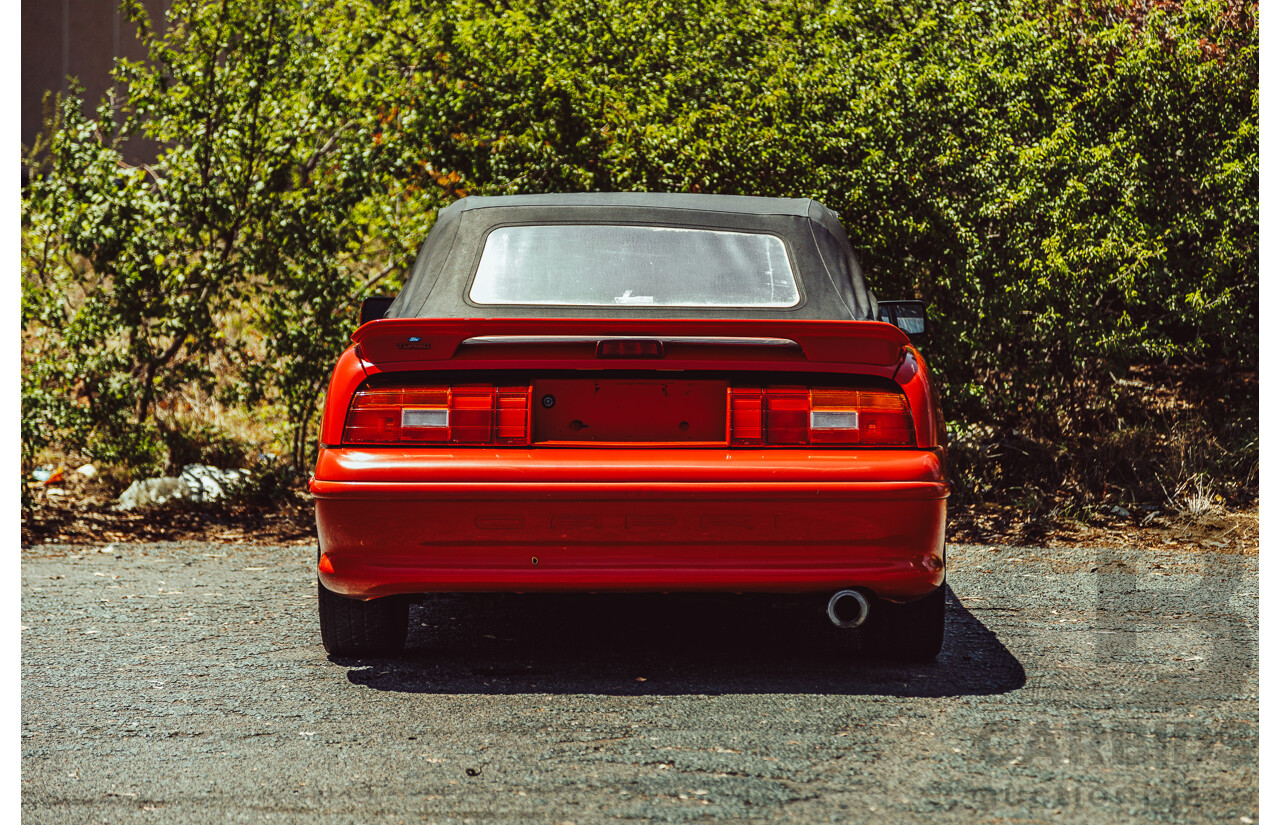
(343, 384, 532, 445)
(728, 386, 914, 446)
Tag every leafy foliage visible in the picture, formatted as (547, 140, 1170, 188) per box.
(23, 0, 442, 473)
(22, 0, 1256, 508)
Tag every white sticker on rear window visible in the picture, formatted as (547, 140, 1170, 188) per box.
(470, 225, 799, 308)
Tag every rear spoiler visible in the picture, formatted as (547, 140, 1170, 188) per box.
(352, 318, 909, 367)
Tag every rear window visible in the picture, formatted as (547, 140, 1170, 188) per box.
(469, 224, 799, 308)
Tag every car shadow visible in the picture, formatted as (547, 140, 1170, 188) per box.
(337, 585, 1025, 697)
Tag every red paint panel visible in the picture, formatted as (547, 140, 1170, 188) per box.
(896, 345, 942, 448)
(531, 378, 727, 443)
(312, 447, 946, 485)
(315, 486, 945, 600)
(320, 346, 370, 447)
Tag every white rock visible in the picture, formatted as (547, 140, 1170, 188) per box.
(114, 477, 189, 510)
(113, 464, 252, 510)
(179, 464, 251, 503)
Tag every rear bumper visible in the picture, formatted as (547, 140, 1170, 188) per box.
(312, 448, 947, 600)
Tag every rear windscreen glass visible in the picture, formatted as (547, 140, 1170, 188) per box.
(469, 224, 800, 308)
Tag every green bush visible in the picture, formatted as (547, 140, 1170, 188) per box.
(22, 0, 1257, 509)
(22, 0, 443, 474)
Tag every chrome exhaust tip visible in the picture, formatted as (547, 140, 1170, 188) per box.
(826, 589, 871, 629)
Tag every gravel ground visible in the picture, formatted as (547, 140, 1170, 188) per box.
(21, 540, 1257, 824)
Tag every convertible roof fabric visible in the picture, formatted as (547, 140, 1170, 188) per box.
(386, 193, 878, 321)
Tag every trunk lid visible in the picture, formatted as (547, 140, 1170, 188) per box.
(351, 317, 908, 368)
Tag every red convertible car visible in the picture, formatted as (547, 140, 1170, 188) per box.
(311, 193, 947, 660)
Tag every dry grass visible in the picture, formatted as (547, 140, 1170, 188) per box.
(949, 501, 1258, 553)
(948, 359, 1256, 526)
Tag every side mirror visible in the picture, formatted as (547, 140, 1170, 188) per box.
(359, 296, 395, 326)
(878, 300, 928, 345)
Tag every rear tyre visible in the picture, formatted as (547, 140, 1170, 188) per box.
(860, 585, 945, 662)
(317, 580, 410, 657)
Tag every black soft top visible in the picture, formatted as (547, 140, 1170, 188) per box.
(386, 193, 878, 321)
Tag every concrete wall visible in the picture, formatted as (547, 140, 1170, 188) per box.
(22, 0, 169, 163)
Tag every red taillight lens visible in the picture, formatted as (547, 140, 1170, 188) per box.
(343, 384, 531, 445)
(727, 386, 914, 446)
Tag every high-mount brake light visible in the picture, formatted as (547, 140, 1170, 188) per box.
(595, 339, 665, 359)
(728, 386, 914, 446)
(343, 384, 531, 445)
